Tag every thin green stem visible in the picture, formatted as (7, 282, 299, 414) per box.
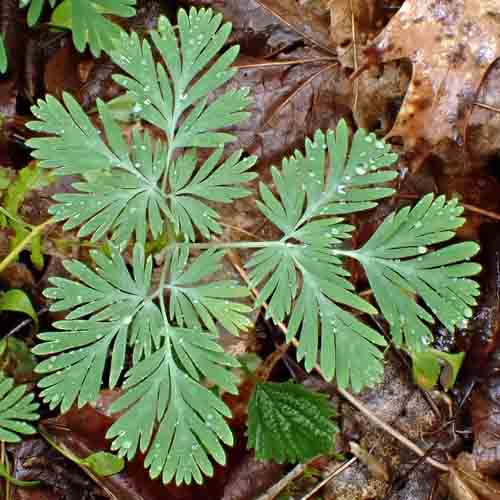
(0, 217, 54, 274)
(174, 240, 283, 250)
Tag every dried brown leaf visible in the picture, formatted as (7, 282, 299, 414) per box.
(363, 0, 500, 166)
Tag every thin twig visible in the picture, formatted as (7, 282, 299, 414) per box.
(226, 249, 450, 474)
(350, 0, 359, 115)
(257, 462, 310, 500)
(475, 102, 500, 114)
(300, 457, 358, 500)
(235, 57, 337, 70)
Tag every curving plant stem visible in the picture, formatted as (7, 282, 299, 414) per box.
(226, 247, 450, 474)
(0, 217, 54, 274)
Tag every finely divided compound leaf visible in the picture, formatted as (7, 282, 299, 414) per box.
(27, 96, 168, 246)
(111, 8, 251, 149)
(166, 149, 257, 241)
(167, 248, 252, 335)
(248, 120, 397, 389)
(0, 374, 39, 442)
(33, 244, 163, 411)
(354, 194, 481, 350)
(247, 382, 338, 463)
(106, 332, 239, 485)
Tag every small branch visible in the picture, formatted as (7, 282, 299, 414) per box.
(0, 217, 54, 274)
(226, 249, 450, 474)
(257, 462, 310, 500)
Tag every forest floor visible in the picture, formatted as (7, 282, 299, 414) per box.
(2, 0, 500, 499)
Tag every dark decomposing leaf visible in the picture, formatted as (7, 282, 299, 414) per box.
(9, 438, 106, 500)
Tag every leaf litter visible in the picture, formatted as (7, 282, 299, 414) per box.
(3, 0, 500, 498)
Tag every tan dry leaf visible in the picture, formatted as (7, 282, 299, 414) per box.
(362, 0, 500, 166)
(448, 453, 500, 500)
(349, 441, 391, 482)
(328, 0, 377, 66)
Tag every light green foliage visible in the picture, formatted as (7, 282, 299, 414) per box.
(0, 162, 53, 269)
(353, 194, 480, 350)
(0, 289, 38, 329)
(21, 0, 136, 56)
(25, 6, 480, 485)
(410, 348, 465, 391)
(81, 451, 125, 476)
(19, 0, 57, 26)
(247, 382, 338, 463)
(0, 374, 39, 442)
(0, 36, 7, 74)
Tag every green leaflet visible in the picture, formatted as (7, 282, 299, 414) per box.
(247, 382, 338, 463)
(352, 194, 481, 350)
(0, 35, 7, 74)
(0, 374, 39, 442)
(410, 348, 465, 391)
(20, 0, 136, 56)
(0, 162, 53, 269)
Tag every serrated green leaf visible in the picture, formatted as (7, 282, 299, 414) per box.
(0, 374, 39, 442)
(353, 194, 481, 350)
(247, 382, 338, 463)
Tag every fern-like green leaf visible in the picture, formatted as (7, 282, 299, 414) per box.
(33, 244, 163, 411)
(110, 8, 250, 149)
(0, 36, 7, 74)
(106, 331, 239, 485)
(166, 149, 257, 241)
(353, 193, 481, 350)
(247, 382, 338, 463)
(22, 0, 136, 56)
(27, 96, 168, 246)
(248, 120, 397, 389)
(167, 248, 252, 335)
(0, 374, 39, 442)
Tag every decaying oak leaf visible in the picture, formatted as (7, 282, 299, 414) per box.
(447, 453, 500, 500)
(363, 0, 500, 166)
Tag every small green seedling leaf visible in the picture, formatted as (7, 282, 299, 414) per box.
(0, 290, 38, 330)
(81, 451, 125, 476)
(0, 462, 40, 487)
(247, 382, 338, 463)
(410, 348, 465, 391)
